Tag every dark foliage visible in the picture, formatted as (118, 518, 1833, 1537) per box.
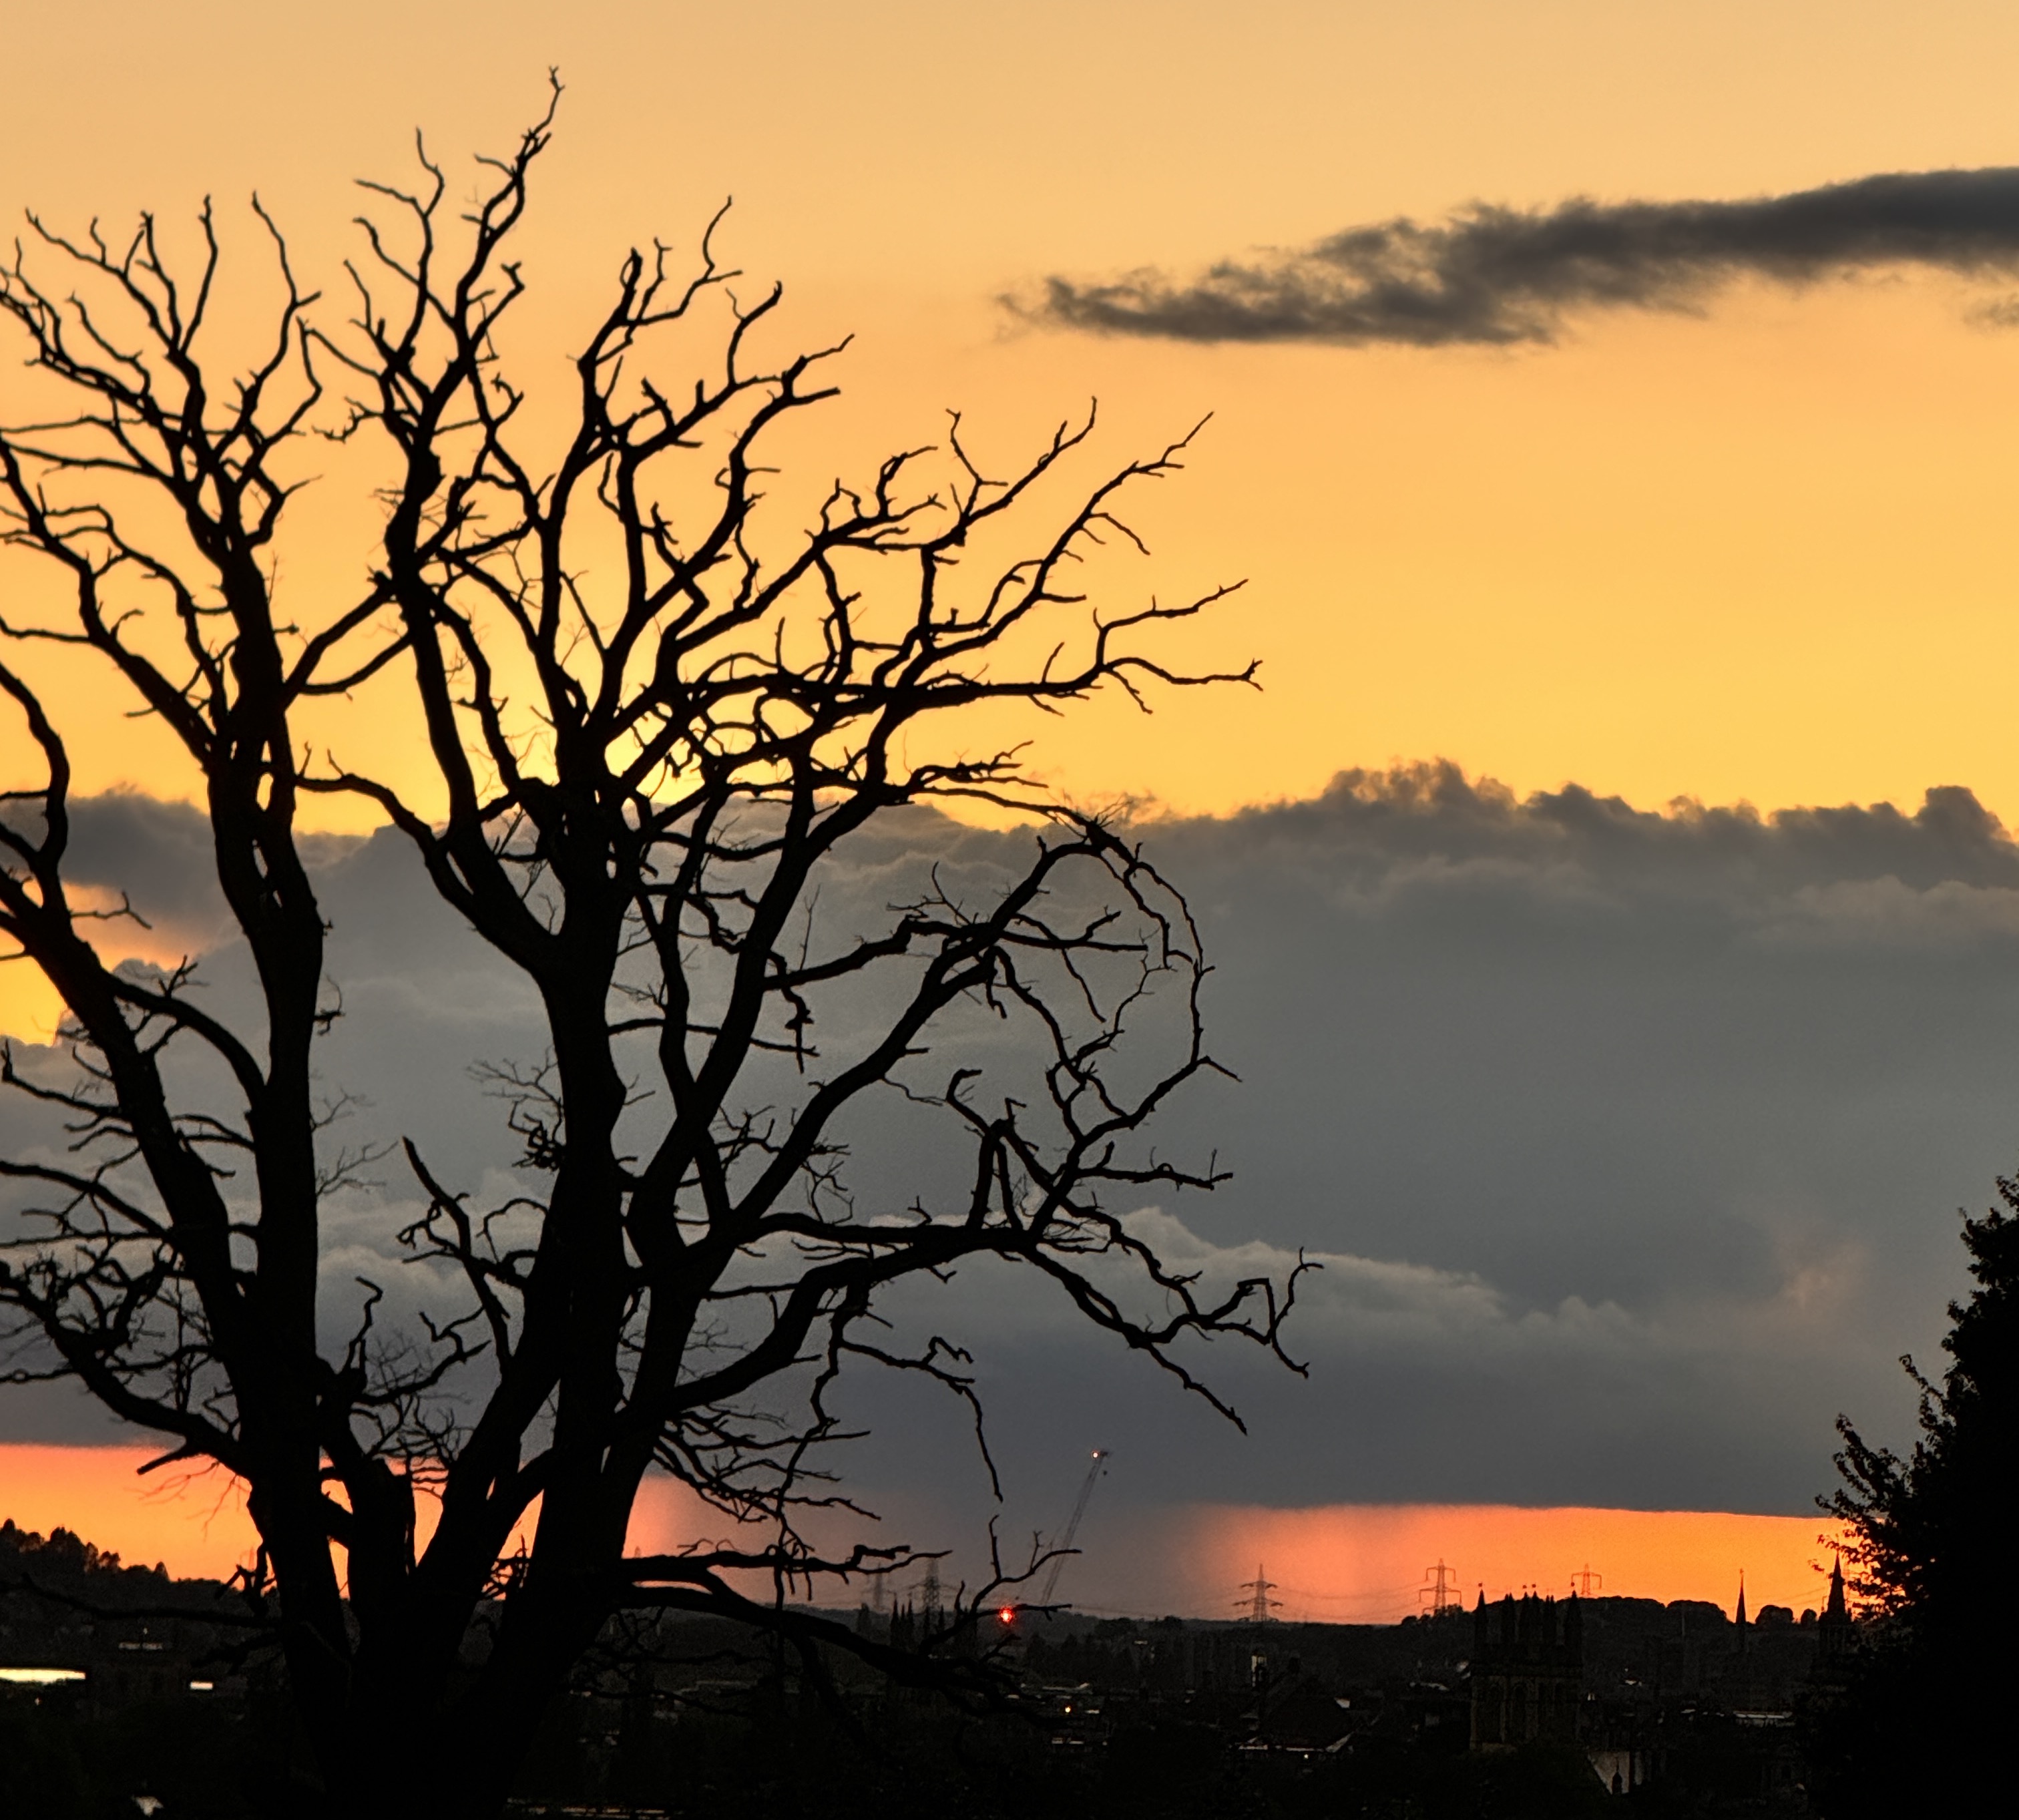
(0, 1682, 1608, 1820)
(1, 1550, 1824, 1819)
(0, 1687, 314, 1820)
(512, 1714, 1609, 1820)
(1808, 1181, 2019, 1813)
(2, 1516, 163, 1588)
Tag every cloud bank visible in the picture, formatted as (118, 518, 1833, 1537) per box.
(1029, 166, 2019, 345)
(4, 768, 2010, 1570)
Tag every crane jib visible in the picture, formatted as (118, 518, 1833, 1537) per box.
(1036, 1448, 1110, 1606)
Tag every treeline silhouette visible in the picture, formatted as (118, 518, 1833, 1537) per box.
(4, 1185, 2011, 1820)
(0, 1520, 308, 1817)
(0, 1559, 1809, 1819)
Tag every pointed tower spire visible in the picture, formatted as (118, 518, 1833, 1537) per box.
(1735, 1571, 1749, 1654)
(1819, 1553, 1851, 1662)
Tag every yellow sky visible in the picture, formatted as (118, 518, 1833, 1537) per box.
(6, 1, 2019, 825)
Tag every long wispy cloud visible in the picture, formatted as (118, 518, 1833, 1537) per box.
(1030, 166, 2019, 346)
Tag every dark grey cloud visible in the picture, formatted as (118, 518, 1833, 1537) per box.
(1030, 166, 2019, 346)
(5, 770, 2009, 1552)
(815, 769, 2016, 1558)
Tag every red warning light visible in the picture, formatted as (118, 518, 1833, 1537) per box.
(997, 1606, 1018, 1625)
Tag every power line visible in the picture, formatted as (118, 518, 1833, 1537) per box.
(1273, 1584, 1421, 1605)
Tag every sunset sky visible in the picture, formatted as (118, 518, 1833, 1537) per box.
(5, 0, 2018, 1619)
(10, 1, 2019, 823)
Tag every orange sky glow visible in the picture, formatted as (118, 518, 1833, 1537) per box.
(0, 1444, 1848, 1626)
(0, 1445, 763, 1589)
(1170, 1503, 1851, 1627)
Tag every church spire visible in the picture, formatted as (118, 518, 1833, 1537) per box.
(1736, 1572, 1749, 1653)
(1819, 1553, 1851, 1662)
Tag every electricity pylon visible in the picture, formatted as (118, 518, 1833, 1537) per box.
(1238, 1563, 1282, 1622)
(1419, 1558, 1462, 1615)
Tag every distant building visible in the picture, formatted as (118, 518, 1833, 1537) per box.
(1810, 1554, 1854, 1694)
(1468, 1592, 1583, 1750)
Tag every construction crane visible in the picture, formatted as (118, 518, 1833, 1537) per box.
(1036, 1449, 1110, 1605)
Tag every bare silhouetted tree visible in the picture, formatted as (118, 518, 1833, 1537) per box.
(0, 84, 1303, 1818)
